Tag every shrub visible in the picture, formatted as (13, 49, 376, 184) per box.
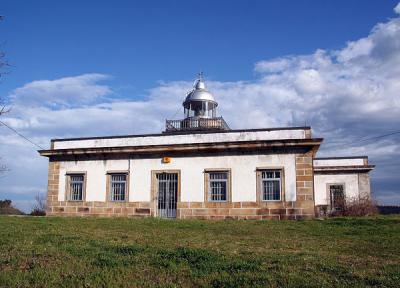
(30, 192, 46, 216)
(30, 208, 46, 216)
(341, 196, 378, 217)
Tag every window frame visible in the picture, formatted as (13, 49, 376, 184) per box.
(65, 172, 87, 202)
(106, 171, 129, 202)
(256, 167, 285, 203)
(204, 169, 232, 203)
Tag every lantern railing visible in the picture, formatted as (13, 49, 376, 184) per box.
(165, 117, 230, 133)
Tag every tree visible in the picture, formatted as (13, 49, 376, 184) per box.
(0, 199, 24, 215)
(30, 192, 47, 216)
(0, 15, 10, 175)
(0, 16, 9, 115)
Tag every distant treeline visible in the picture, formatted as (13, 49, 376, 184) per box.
(377, 206, 400, 215)
(0, 199, 24, 215)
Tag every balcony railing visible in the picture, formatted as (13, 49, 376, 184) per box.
(165, 117, 230, 133)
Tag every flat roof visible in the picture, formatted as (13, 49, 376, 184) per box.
(314, 156, 368, 160)
(313, 156, 372, 169)
(39, 138, 323, 157)
(51, 126, 311, 142)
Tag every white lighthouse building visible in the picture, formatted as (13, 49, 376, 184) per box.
(39, 75, 374, 219)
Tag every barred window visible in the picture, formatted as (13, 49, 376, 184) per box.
(208, 171, 229, 202)
(69, 174, 84, 201)
(261, 170, 281, 201)
(110, 174, 127, 201)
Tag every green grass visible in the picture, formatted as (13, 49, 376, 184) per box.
(0, 216, 399, 287)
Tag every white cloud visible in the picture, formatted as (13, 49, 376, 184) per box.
(254, 58, 291, 73)
(395, 2, 400, 14)
(337, 37, 374, 62)
(1, 6, 400, 206)
(294, 69, 326, 94)
(10, 73, 112, 108)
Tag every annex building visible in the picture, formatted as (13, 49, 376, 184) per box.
(39, 76, 374, 219)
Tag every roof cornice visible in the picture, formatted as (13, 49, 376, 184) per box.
(50, 126, 312, 142)
(39, 138, 323, 157)
(314, 165, 375, 173)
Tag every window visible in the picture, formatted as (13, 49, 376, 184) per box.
(68, 174, 85, 201)
(206, 171, 230, 202)
(109, 173, 127, 202)
(261, 170, 281, 201)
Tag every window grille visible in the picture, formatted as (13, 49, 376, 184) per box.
(208, 171, 228, 202)
(261, 170, 281, 201)
(110, 174, 127, 201)
(69, 174, 84, 201)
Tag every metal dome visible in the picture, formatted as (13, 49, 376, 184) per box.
(183, 78, 217, 107)
(164, 73, 230, 132)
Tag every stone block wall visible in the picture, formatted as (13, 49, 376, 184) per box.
(293, 151, 315, 217)
(46, 161, 60, 214)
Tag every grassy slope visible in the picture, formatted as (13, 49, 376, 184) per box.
(0, 216, 399, 287)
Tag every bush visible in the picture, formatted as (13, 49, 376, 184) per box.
(30, 209, 46, 216)
(341, 196, 378, 217)
(30, 192, 46, 216)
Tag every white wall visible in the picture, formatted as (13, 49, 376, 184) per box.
(58, 159, 130, 202)
(58, 153, 298, 202)
(53, 129, 308, 150)
(314, 174, 360, 205)
(314, 158, 364, 167)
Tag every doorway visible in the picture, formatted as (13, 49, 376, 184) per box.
(156, 172, 178, 218)
(330, 184, 345, 212)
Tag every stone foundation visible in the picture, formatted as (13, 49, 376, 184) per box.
(47, 200, 313, 219)
(47, 200, 153, 217)
(177, 201, 313, 220)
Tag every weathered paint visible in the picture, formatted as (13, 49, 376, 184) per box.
(53, 129, 309, 150)
(58, 153, 298, 203)
(313, 158, 365, 167)
(358, 173, 372, 198)
(42, 127, 374, 219)
(314, 174, 359, 205)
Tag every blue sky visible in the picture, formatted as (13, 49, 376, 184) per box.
(1, 0, 399, 94)
(1, 0, 400, 211)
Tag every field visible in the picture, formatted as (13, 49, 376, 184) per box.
(0, 216, 399, 287)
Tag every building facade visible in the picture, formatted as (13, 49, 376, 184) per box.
(39, 76, 374, 219)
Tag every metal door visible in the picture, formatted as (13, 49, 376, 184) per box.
(330, 184, 345, 212)
(156, 173, 178, 218)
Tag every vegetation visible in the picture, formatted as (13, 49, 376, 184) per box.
(29, 193, 47, 216)
(0, 216, 399, 287)
(0, 200, 24, 215)
(0, 16, 11, 175)
(340, 196, 378, 217)
(378, 206, 400, 215)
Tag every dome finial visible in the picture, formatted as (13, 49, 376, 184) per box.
(194, 71, 206, 90)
